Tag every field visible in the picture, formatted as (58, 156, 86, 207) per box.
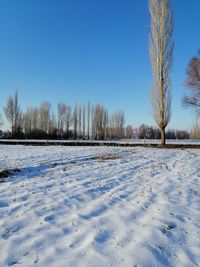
(0, 145, 200, 267)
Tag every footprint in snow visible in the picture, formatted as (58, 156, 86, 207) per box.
(80, 205, 107, 220)
(7, 260, 21, 266)
(161, 222, 177, 234)
(44, 214, 56, 222)
(170, 212, 189, 223)
(95, 230, 110, 243)
(20, 195, 29, 202)
(0, 200, 9, 208)
(2, 222, 25, 240)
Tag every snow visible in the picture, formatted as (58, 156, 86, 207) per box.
(0, 145, 200, 267)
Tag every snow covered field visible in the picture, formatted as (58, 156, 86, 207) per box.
(0, 145, 200, 267)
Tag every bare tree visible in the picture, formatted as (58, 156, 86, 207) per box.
(0, 114, 3, 128)
(23, 107, 39, 135)
(32, 108, 39, 130)
(108, 111, 125, 139)
(39, 101, 51, 134)
(91, 104, 108, 140)
(57, 103, 66, 137)
(149, 0, 174, 146)
(73, 104, 78, 139)
(4, 96, 15, 133)
(78, 105, 82, 138)
(49, 112, 57, 137)
(13, 91, 20, 132)
(183, 50, 200, 115)
(190, 117, 200, 139)
(4, 90, 21, 134)
(23, 109, 32, 135)
(138, 124, 147, 139)
(125, 125, 134, 139)
(82, 104, 86, 139)
(87, 102, 91, 139)
(57, 103, 72, 137)
(115, 111, 125, 139)
(65, 105, 73, 136)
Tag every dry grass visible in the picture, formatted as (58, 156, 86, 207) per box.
(92, 153, 120, 161)
(0, 168, 21, 183)
(0, 169, 10, 178)
(69, 159, 77, 164)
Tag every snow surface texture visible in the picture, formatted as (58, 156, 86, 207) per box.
(0, 145, 200, 267)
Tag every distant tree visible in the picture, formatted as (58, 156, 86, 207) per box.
(65, 105, 73, 137)
(5, 95, 15, 134)
(39, 101, 51, 134)
(166, 129, 176, 139)
(0, 115, 3, 128)
(113, 111, 125, 139)
(73, 104, 78, 139)
(147, 126, 155, 139)
(190, 118, 200, 139)
(87, 102, 91, 139)
(149, 0, 174, 146)
(57, 103, 66, 137)
(23, 107, 39, 135)
(23, 108, 32, 135)
(57, 103, 72, 138)
(49, 112, 57, 138)
(13, 91, 21, 133)
(82, 104, 86, 139)
(137, 124, 161, 139)
(78, 105, 82, 138)
(153, 127, 161, 139)
(138, 124, 147, 139)
(92, 104, 108, 140)
(176, 130, 190, 140)
(125, 125, 134, 139)
(183, 50, 200, 115)
(4, 90, 21, 135)
(32, 108, 39, 130)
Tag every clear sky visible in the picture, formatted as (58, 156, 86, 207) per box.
(0, 0, 199, 130)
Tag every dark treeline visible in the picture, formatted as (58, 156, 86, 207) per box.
(132, 124, 190, 140)
(0, 91, 190, 140)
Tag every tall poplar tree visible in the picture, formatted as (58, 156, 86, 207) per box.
(149, 0, 174, 146)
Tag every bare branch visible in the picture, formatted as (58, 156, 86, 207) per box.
(183, 50, 200, 114)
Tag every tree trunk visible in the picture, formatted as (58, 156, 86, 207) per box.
(160, 127, 166, 146)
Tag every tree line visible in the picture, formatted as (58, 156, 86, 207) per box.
(133, 124, 189, 140)
(0, 90, 190, 140)
(2, 91, 127, 140)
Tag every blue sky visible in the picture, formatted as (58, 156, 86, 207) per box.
(0, 0, 199, 130)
